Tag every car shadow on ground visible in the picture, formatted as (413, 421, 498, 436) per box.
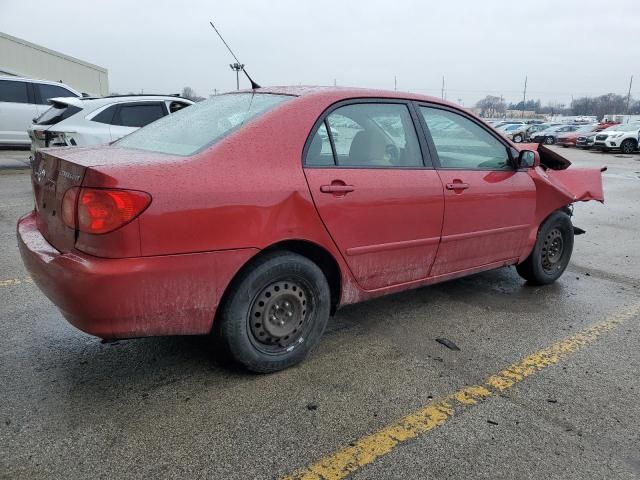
(51, 267, 563, 395)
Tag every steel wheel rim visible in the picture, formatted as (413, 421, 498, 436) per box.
(514, 135, 522, 143)
(541, 228, 564, 273)
(248, 278, 310, 353)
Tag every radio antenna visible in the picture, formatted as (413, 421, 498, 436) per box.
(209, 21, 261, 90)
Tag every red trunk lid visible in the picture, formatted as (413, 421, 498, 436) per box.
(30, 149, 86, 252)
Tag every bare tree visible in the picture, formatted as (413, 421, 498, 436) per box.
(181, 86, 205, 102)
(476, 95, 506, 118)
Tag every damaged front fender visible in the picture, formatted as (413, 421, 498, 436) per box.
(519, 144, 605, 258)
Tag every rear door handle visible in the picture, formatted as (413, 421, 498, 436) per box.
(445, 182, 470, 190)
(320, 184, 355, 194)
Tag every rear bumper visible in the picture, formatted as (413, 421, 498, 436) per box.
(17, 211, 257, 339)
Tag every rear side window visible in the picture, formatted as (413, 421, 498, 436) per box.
(113, 103, 166, 128)
(91, 105, 118, 124)
(36, 104, 82, 125)
(320, 103, 423, 167)
(305, 122, 334, 166)
(37, 84, 78, 104)
(0, 80, 29, 104)
(117, 93, 291, 156)
(168, 101, 190, 113)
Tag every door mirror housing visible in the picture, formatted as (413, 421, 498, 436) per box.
(517, 150, 538, 168)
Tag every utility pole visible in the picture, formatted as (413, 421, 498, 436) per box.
(522, 76, 527, 119)
(230, 62, 244, 90)
(626, 75, 633, 114)
(394, 76, 397, 91)
(334, 78, 337, 87)
(441, 76, 445, 100)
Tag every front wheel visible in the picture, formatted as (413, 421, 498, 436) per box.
(620, 139, 636, 154)
(215, 251, 331, 372)
(513, 134, 523, 143)
(544, 136, 555, 145)
(516, 211, 574, 285)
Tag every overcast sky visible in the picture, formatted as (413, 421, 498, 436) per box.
(1, 0, 638, 106)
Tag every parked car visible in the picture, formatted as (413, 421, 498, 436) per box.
(18, 87, 604, 372)
(0, 76, 81, 146)
(592, 122, 640, 153)
(524, 123, 561, 141)
(531, 124, 580, 144)
(499, 123, 528, 143)
(556, 124, 600, 147)
(28, 94, 193, 152)
(576, 132, 597, 149)
(493, 121, 525, 129)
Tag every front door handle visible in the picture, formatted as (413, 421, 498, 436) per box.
(445, 182, 470, 191)
(320, 182, 355, 194)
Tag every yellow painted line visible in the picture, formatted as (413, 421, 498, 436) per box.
(283, 303, 640, 480)
(0, 277, 33, 288)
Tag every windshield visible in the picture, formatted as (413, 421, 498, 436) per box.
(116, 93, 292, 156)
(35, 103, 81, 126)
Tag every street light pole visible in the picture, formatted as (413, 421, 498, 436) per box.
(230, 62, 244, 90)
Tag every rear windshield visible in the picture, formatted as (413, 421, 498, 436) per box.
(116, 93, 292, 156)
(36, 103, 82, 125)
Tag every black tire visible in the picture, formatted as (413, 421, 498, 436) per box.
(215, 251, 331, 373)
(516, 211, 574, 285)
(544, 136, 555, 145)
(620, 139, 636, 154)
(513, 134, 523, 143)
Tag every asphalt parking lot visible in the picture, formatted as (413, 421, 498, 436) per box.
(1, 147, 639, 480)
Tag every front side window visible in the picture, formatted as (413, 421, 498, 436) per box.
(37, 84, 77, 104)
(117, 93, 291, 156)
(113, 103, 166, 128)
(420, 107, 511, 170)
(323, 103, 423, 167)
(0, 80, 29, 104)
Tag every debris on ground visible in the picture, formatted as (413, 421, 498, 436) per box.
(435, 338, 460, 351)
(306, 403, 318, 411)
(487, 420, 499, 425)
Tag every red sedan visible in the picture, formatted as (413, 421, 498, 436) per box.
(18, 87, 604, 372)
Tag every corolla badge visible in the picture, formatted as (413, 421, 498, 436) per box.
(35, 167, 46, 183)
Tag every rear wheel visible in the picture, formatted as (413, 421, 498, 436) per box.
(544, 136, 555, 145)
(516, 211, 574, 285)
(620, 139, 636, 154)
(513, 134, 523, 143)
(216, 251, 330, 373)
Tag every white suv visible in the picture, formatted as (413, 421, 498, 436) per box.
(0, 76, 81, 146)
(592, 122, 640, 153)
(28, 95, 193, 152)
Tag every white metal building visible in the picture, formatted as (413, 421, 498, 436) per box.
(0, 31, 108, 96)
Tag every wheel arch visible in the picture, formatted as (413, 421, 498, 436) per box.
(213, 239, 343, 333)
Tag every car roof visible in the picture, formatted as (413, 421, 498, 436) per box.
(48, 95, 194, 109)
(250, 85, 454, 106)
(0, 75, 79, 90)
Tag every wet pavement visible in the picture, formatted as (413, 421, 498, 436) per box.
(1, 147, 639, 479)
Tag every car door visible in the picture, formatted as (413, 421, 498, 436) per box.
(417, 105, 536, 276)
(109, 101, 168, 141)
(0, 79, 39, 145)
(303, 101, 445, 290)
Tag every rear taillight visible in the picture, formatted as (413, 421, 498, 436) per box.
(61, 187, 151, 234)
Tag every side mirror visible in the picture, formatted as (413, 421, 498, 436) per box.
(517, 150, 537, 168)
